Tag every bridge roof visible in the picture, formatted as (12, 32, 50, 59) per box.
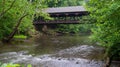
(45, 6, 87, 14)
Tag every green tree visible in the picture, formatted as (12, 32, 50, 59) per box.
(86, 0, 120, 66)
(0, 0, 49, 41)
(45, 0, 84, 7)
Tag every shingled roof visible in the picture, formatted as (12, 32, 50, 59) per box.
(45, 6, 87, 13)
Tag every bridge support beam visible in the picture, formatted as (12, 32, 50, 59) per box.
(42, 25, 48, 33)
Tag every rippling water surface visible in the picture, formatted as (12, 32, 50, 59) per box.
(0, 35, 119, 67)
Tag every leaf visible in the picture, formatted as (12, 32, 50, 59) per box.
(27, 64, 32, 67)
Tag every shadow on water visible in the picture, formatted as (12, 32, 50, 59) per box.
(0, 35, 119, 67)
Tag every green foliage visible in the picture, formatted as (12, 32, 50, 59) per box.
(45, 0, 84, 7)
(0, 63, 20, 67)
(0, 0, 49, 40)
(56, 24, 93, 34)
(86, 0, 120, 59)
(27, 64, 32, 67)
(0, 63, 32, 67)
(14, 35, 27, 39)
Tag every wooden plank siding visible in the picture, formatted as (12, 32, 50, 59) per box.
(33, 6, 89, 24)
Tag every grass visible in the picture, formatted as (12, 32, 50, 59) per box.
(14, 35, 27, 39)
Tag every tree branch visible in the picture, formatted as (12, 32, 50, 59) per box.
(0, 0, 16, 19)
(5, 13, 28, 42)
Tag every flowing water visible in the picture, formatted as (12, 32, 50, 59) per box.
(0, 35, 119, 67)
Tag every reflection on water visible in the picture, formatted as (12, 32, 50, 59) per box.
(0, 35, 92, 54)
(0, 35, 119, 67)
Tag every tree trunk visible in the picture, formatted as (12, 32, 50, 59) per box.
(104, 45, 120, 67)
(5, 14, 28, 42)
(105, 57, 110, 67)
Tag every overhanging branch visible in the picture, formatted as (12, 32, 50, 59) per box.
(0, 0, 16, 19)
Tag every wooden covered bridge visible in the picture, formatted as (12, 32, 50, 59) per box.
(33, 6, 88, 25)
(33, 6, 89, 31)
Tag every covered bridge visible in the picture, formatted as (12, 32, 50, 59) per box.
(33, 6, 89, 25)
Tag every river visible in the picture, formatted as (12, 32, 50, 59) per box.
(0, 35, 119, 67)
